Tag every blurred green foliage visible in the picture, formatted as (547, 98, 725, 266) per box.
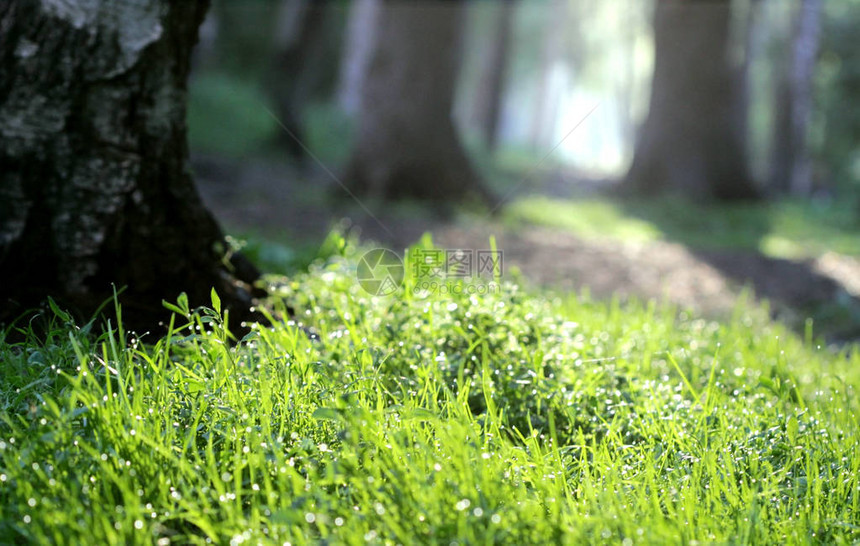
(817, 0, 860, 196)
(187, 72, 278, 157)
(303, 103, 355, 167)
(208, 0, 279, 78)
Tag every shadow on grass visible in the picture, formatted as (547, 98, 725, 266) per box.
(616, 195, 860, 342)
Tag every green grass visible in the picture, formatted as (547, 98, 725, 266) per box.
(1, 236, 859, 544)
(506, 195, 860, 259)
(224, 229, 344, 278)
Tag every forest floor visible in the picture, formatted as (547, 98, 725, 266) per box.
(194, 155, 860, 342)
(5, 156, 860, 543)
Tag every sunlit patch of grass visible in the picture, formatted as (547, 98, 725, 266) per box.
(763, 200, 860, 258)
(506, 194, 860, 259)
(504, 196, 663, 243)
(1, 236, 859, 543)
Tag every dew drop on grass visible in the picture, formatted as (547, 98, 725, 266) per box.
(455, 499, 471, 511)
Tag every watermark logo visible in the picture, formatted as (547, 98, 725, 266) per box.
(356, 248, 405, 296)
(410, 248, 503, 279)
(356, 247, 503, 296)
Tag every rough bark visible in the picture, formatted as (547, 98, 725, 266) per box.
(625, 0, 760, 201)
(769, 0, 822, 196)
(0, 0, 261, 332)
(472, 0, 515, 152)
(343, 0, 493, 204)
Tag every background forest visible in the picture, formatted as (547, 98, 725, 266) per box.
(184, 0, 860, 340)
(2, 0, 860, 543)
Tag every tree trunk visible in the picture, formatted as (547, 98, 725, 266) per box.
(0, 0, 261, 332)
(625, 0, 760, 201)
(769, 0, 822, 197)
(337, 0, 380, 117)
(472, 0, 515, 152)
(616, 0, 643, 160)
(529, 0, 567, 152)
(343, 0, 493, 204)
(268, 0, 334, 160)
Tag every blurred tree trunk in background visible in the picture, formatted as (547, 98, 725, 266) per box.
(0, 0, 260, 331)
(626, 0, 759, 201)
(472, 0, 516, 152)
(616, 0, 639, 158)
(338, 0, 380, 117)
(268, 0, 332, 159)
(344, 0, 492, 204)
(529, 0, 567, 152)
(740, 0, 762, 146)
(769, 0, 822, 197)
(193, 8, 220, 70)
